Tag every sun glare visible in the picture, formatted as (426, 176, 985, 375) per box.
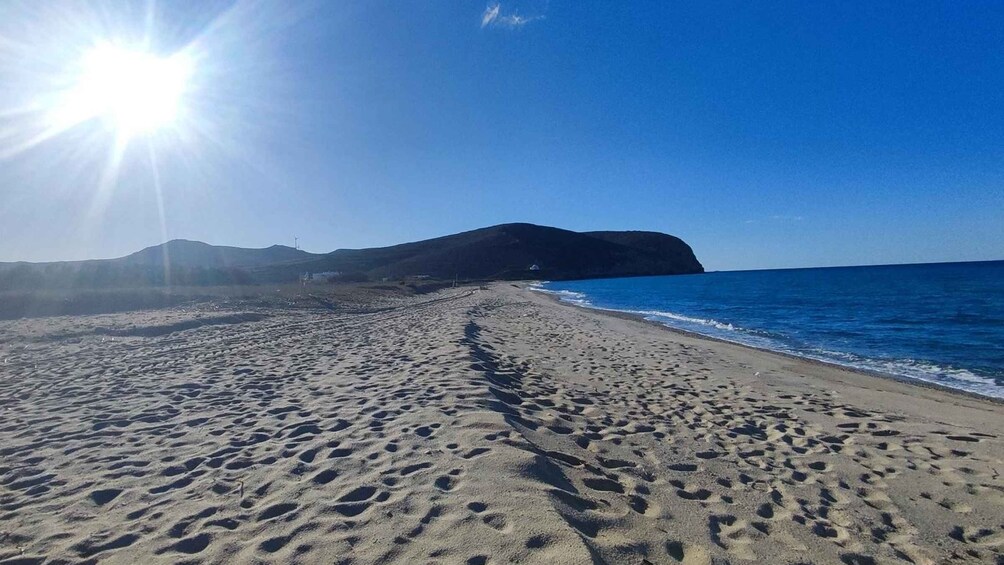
(59, 44, 193, 137)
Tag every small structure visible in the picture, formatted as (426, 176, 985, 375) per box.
(304, 271, 340, 283)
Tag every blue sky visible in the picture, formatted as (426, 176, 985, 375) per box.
(1, 0, 1002, 270)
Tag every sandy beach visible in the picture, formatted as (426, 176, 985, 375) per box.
(1, 283, 1001, 564)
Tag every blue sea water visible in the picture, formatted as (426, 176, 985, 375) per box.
(535, 261, 1004, 399)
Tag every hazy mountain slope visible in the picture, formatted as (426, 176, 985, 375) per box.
(122, 240, 319, 268)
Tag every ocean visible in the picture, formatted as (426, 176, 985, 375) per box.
(534, 261, 1004, 399)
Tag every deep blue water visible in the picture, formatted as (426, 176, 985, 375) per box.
(536, 261, 1004, 398)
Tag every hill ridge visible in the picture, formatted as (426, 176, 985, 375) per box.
(0, 223, 703, 289)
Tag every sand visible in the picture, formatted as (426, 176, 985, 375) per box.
(0, 283, 1001, 564)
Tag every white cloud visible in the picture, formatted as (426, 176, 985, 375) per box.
(481, 2, 544, 29)
(500, 13, 544, 27)
(481, 3, 500, 28)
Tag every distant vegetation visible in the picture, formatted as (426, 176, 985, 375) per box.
(0, 263, 254, 290)
(0, 223, 703, 291)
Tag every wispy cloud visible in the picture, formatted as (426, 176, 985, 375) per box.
(481, 2, 545, 29)
(481, 3, 500, 27)
(744, 215, 805, 225)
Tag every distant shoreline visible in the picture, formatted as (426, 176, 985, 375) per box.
(707, 257, 1004, 274)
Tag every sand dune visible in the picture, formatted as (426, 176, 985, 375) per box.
(0, 284, 1001, 564)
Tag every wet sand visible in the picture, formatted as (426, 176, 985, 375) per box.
(1, 283, 1001, 564)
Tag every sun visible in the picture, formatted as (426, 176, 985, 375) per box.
(59, 43, 193, 138)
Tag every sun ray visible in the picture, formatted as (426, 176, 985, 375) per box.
(86, 131, 130, 222)
(146, 139, 171, 285)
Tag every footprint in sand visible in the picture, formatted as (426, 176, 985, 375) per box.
(666, 539, 713, 565)
(89, 488, 123, 506)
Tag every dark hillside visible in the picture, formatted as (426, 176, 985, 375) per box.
(0, 223, 702, 289)
(274, 223, 703, 281)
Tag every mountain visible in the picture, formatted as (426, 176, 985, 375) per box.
(122, 240, 319, 269)
(279, 223, 703, 281)
(0, 223, 703, 289)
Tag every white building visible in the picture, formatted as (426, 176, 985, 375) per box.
(304, 271, 341, 282)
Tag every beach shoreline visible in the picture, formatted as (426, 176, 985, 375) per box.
(1, 283, 1001, 564)
(528, 282, 1004, 406)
